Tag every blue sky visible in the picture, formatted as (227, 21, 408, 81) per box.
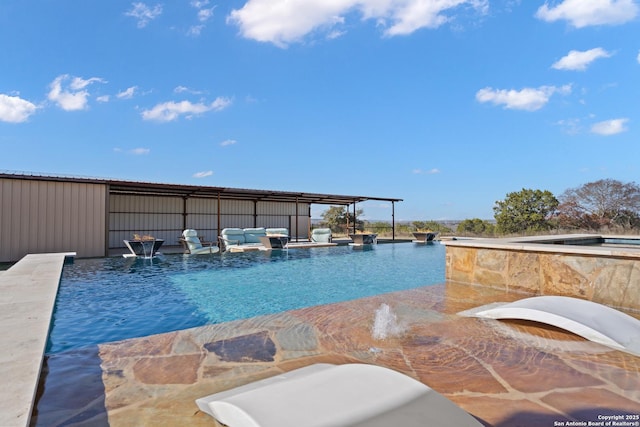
(1, 0, 639, 221)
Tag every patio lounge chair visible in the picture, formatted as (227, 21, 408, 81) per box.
(181, 229, 219, 255)
(195, 363, 482, 427)
(310, 228, 332, 243)
(219, 228, 266, 252)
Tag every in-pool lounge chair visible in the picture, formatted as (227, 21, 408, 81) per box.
(219, 228, 267, 252)
(181, 229, 219, 255)
(310, 228, 332, 243)
(196, 363, 482, 427)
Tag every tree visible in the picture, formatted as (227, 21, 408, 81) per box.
(320, 206, 364, 233)
(493, 188, 558, 234)
(457, 218, 495, 236)
(366, 221, 392, 233)
(556, 179, 640, 230)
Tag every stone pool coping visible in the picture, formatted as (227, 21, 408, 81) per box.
(443, 234, 640, 258)
(0, 252, 75, 427)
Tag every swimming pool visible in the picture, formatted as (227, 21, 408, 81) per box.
(47, 243, 445, 354)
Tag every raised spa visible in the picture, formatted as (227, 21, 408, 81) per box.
(443, 234, 640, 312)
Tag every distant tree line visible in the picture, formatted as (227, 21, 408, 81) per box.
(467, 179, 640, 236)
(555, 179, 640, 231)
(318, 179, 640, 237)
(457, 218, 495, 235)
(318, 207, 454, 236)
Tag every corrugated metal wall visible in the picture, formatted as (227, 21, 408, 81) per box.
(185, 197, 217, 241)
(109, 195, 184, 247)
(109, 194, 311, 248)
(0, 178, 107, 262)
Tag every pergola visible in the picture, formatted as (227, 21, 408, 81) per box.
(0, 171, 403, 240)
(105, 178, 403, 239)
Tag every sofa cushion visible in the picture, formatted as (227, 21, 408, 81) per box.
(221, 228, 246, 245)
(243, 228, 267, 243)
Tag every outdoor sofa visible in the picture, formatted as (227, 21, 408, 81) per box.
(219, 228, 289, 251)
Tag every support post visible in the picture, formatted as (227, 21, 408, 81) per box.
(253, 200, 257, 228)
(182, 196, 188, 231)
(295, 197, 299, 242)
(217, 192, 221, 238)
(352, 203, 357, 234)
(392, 201, 396, 241)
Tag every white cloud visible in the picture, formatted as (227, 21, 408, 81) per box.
(210, 97, 232, 110)
(70, 76, 104, 90)
(227, 0, 488, 48)
(552, 47, 613, 71)
(198, 7, 215, 22)
(125, 2, 163, 28)
(220, 139, 237, 146)
(536, 0, 638, 28)
(475, 85, 571, 111)
(591, 118, 629, 135)
(130, 147, 151, 155)
(174, 85, 204, 94)
(193, 170, 213, 178)
(637, 49, 640, 63)
(191, 0, 210, 8)
(114, 147, 151, 154)
(117, 86, 138, 99)
(412, 168, 440, 174)
(0, 94, 38, 123)
(188, 25, 206, 36)
(327, 29, 346, 40)
(188, 1, 215, 36)
(47, 74, 106, 111)
(141, 97, 232, 122)
(97, 95, 110, 103)
(380, 0, 488, 36)
(556, 117, 582, 135)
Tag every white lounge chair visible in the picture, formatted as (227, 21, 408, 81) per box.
(458, 296, 640, 357)
(310, 228, 332, 243)
(181, 229, 219, 255)
(219, 228, 266, 252)
(196, 363, 482, 427)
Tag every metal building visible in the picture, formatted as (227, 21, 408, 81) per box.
(0, 172, 402, 262)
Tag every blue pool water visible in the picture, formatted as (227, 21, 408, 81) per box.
(48, 242, 445, 354)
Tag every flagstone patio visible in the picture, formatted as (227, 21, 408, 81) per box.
(33, 282, 640, 426)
